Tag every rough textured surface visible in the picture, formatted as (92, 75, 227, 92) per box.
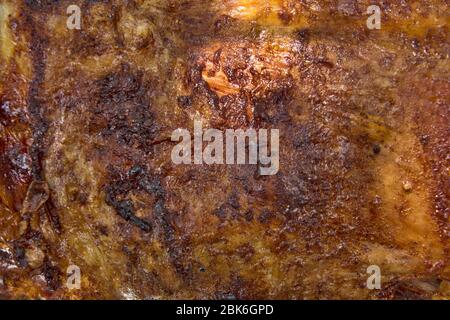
(0, 0, 448, 299)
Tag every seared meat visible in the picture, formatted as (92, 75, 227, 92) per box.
(0, 0, 448, 299)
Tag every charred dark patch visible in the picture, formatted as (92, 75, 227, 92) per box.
(213, 192, 254, 221)
(89, 64, 158, 152)
(24, 0, 59, 11)
(26, 14, 49, 181)
(138, 177, 164, 198)
(105, 196, 151, 233)
(257, 210, 274, 224)
(41, 258, 60, 291)
(104, 165, 168, 232)
(296, 28, 310, 43)
(372, 144, 381, 155)
(43, 195, 62, 234)
(106, 162, 190, 279)
(102, 102, 156, 151)
(315, 59, 334, 69)
(13, 245, 27, 268)
(152, 199, 193, 280)
(96, 64, 145, 104)
(104, 167, 193, 281)
(177, 95, 193, 108)
(95, 224, 109, 236)
(253, 85, 293, 126)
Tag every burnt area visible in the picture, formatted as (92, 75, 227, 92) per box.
(24, 0, 59, 11)
(104, 166, 194, 280)
(41, 258, 61, 291)
(104, 165, 166, 233)
(105, 197, 151, 233)
(89, 64, 158, 153)
(25, 12, 50, 181)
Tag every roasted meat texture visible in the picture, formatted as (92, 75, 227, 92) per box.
(0, 0, 449, 299)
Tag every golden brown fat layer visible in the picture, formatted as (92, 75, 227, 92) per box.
(0, 0, 449, 299)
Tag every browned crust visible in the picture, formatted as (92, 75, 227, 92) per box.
(0, 0, 448, 299)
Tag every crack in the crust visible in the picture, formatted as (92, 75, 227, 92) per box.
(27, 19, 48, 181)
(26, 11, 62, 235)
(106, 172, 155, 233)
(104, 195, 152, 233)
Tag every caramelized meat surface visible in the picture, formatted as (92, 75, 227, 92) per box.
(0, 0, 448, 299)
